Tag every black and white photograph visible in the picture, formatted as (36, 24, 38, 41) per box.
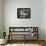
(17, 8, 30, 18)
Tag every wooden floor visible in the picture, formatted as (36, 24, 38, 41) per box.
(0, 40, 46, 46)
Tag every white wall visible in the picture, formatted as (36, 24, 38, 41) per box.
(0, 0, 3, 38)
(0, 0, 2, 27)
(45, 0, 46, 40)
(3, 0, 45, 40)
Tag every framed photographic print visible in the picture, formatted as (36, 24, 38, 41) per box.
(17, 8, 31, 18)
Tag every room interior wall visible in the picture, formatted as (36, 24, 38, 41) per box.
(0, 0, 3, 38)
(3, 0, 45, 40)
(45, 0, 46, 40)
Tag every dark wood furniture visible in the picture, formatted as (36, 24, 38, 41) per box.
(9, 27, 38, 40)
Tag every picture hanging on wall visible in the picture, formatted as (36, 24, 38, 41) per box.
(17, 8, 31, 18)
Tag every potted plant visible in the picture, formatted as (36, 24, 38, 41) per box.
(0, 26, 7, 44)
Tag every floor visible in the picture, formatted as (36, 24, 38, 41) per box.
(0, 40, 46, 46)
(0, 44, 42, 46)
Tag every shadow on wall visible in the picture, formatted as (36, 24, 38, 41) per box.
(0, 31, 3, 39)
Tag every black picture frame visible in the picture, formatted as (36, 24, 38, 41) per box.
(17, 8, 31, 18)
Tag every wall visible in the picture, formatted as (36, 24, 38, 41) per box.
(0, 0, 3, 38)
(45, 0, 46, 40)
(3, 0, 45, 40)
